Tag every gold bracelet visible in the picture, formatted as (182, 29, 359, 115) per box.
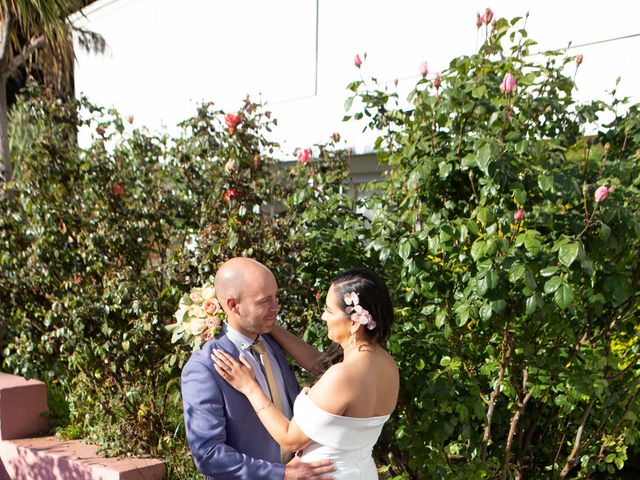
(255, 402, 273, 414)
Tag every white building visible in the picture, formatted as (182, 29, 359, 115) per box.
(72, 0, 640, 164)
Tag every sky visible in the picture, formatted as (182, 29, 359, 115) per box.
(72, 0, 640, 153)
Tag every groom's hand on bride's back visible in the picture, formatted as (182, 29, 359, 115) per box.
(284, 456, 335, 480)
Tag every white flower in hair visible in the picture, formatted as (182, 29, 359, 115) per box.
(343, 291, 376, 330)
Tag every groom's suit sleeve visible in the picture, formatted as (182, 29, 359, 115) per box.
(182, 354, 285, 480)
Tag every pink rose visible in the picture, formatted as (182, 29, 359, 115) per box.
(434, 72, 441, 88)
(224, 113, 241, 134)
(485, 8, 494, 24)
(419, 62, 429, 78)
(223, 189, 243, 204)
(576, 54, 584, 66)
(594, 185, 609, 202)
(514, 209, 524, 222)
(190, 290, 203, 303)
(111, 183, 125, 198)
(500, 73, 517, 95)
(476, 13, 483, 28)
(354, 54, 362, 68)
(203, 298, 219, 316)
(297, 148, 311, 163)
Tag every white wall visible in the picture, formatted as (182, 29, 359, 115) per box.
(72, 0, 640, 153)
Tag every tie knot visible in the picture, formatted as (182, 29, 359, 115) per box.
(251, 337, 266, 354)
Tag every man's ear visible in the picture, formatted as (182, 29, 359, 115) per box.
(227, 297, 240, 315)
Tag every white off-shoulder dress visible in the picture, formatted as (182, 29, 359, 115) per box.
(293, 389, 391, 479)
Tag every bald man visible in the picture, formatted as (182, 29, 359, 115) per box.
(181, 258, 334, 479)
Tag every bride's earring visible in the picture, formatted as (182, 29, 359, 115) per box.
(347, 332, 356, 350)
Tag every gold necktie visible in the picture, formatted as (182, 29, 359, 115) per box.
(251, 337, 293, 463)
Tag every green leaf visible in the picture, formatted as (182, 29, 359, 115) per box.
(471, 240, 486, 261)
(524, 232, 542, 255)
(558, 242, 580, 267)
(398, 240, 411, 260)
(480, 303, 492, 321)
(540, 266, 559, 277)
(509, 264, 525, 283)
(554, 284, 574, 309)
(544, 276, 562, 294)
(525, 295, 538, 315)
(491, 299, 506, 314)
(455, 304, 470, 326)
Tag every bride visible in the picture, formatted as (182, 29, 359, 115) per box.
(212, 268, 399, 479)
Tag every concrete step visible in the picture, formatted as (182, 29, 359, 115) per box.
(0, 436, 165, 480)
(0, 373, 48, 441)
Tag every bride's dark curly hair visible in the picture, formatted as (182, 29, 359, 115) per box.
(312, 268, 395, 375)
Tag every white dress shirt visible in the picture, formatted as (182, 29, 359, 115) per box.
(224, 323, 293, 420)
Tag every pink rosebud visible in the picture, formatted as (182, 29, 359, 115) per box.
(514, 209, 524, 222)
(576, 54, 584, 66)
(224, 113, 241, 134)
(419, 62, 429, 78)
(434, 72, 441, 88)
(476, 13, 483, 28)
(485, 8, 494, 24)
(354, 54, 362, 68)
(297, 148, 311, 163)
(434, 91, 440, 101)
(500, 73, 517, 95)
(594, 185, 609, 202)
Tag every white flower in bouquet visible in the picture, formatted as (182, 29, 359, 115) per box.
(166, 282, 225, 349)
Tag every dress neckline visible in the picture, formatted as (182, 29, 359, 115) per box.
(301, 389, 392, 421)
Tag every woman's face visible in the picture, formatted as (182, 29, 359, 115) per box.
(321, 285, 352, 344)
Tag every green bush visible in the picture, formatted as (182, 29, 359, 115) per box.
(0, 85, 362, 478)
(344, 14, 640, 479)
(2, 14, 639, 480)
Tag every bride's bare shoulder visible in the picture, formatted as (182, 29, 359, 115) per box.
(307, 363, 355, 415)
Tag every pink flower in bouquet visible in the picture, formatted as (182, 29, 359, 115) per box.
(203, 298, 219, 316)
(434, 72, 441, 88)
(419, 62, 429, 78)
(190, 290, 203, 303)
(297, 148, 311, 163)
(202, 329, 214, 341)
(594, 185, 609, 202)
(354, 54, 362, 68)
(206, 316, 219, 329)
(500, 73, 517, 95)
(225, 113, 241, 134)
(514, 209, 525, 222)
(576, 54, 584, 66)
(476, 13, 483, 28)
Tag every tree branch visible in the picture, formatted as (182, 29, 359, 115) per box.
(501, 370, 532, 478)
(559, 398, 596, 479)
(8, 34, 46, 75)
(481, 327, 511, 460)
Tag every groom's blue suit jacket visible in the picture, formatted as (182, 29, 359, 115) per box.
(182, 332, 300, 480)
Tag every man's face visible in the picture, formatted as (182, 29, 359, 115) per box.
(232, 271, 280, 338)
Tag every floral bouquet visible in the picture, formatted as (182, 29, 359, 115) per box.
(166, 283, 225, 349)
